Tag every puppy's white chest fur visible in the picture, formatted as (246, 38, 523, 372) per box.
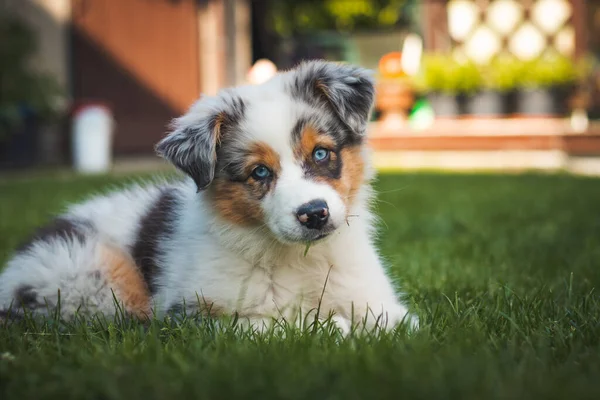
(158, 204, 339, 317)
(213, 254, 332, 317)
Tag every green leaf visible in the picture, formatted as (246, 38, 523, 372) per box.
(304, 242, 312, 257)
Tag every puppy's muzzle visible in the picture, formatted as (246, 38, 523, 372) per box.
(296, 199, 329, 230)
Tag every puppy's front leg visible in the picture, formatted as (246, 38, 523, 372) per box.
(354, 298, 418, 332)
(331, 242, 419, 332)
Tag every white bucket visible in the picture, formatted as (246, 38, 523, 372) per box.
(71, 104, 114, 173)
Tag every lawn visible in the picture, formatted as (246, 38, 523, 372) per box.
(1, 171, 600, 399)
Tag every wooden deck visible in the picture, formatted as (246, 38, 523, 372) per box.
(367, 118, 600, 175)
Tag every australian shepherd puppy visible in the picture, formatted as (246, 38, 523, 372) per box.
(0, 60, 417, 333)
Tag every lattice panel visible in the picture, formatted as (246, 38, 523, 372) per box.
(447, 0, 574, 63)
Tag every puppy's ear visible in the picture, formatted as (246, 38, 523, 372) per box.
(290, 60, 375, 136)
(155, 93, 245, 191)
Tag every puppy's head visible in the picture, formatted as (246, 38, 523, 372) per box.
(156, 60, 374, 243)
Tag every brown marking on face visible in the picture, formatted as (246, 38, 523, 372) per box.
(99, 245, 151, 319)
(295, 125, 337, 160)
(246, 142, 281, 172)
(210, 142, 281, 226)
(294, 124, 365, 211)
(330, 145, 365, 209)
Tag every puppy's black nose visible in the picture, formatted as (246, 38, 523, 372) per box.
(296, 200, 329, 230)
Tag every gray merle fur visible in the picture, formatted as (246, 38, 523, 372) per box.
(288, 60, 375, 140)
(155, 93, 246, 191)
(132, 189, 180, 294)
(16, 217, 93, 253)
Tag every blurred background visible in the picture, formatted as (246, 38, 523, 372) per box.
(1, 0, 600, 176)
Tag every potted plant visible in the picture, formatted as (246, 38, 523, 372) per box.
(458, 61, 506, 117)
(514, 54, 578, 116)
(419, 54, 465, 118)
(0, 15, 63, 169)
(464, 56, 521, 117)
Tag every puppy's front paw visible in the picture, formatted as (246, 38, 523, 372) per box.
(361, 303, 418, 333)
(331, 314, 351, 335)
(388, 303, 419, 331)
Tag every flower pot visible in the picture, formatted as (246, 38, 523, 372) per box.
(464, 90, 508, 117)
(515, 87, 567, 117)
(426, 92, 462, 118)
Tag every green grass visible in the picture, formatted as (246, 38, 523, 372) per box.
(1, 171, 600, 399)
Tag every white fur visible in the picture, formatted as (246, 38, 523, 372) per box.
(0, 61, 418, 333)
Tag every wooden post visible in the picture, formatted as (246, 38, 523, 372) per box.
(233, 0, 252, 86)
(198, 0, 226, 95)
(199, 0, 251, 92)
(422, 0, 450, 52)
(571, 0, 588, 59)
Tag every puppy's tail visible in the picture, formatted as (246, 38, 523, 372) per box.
(0, 236, 151, 321)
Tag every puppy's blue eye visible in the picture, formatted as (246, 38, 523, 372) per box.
(251, 165, 271, 180)
(313, 148, 330, 162)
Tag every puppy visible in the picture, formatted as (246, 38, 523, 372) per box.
(0, 60, 417, 333)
